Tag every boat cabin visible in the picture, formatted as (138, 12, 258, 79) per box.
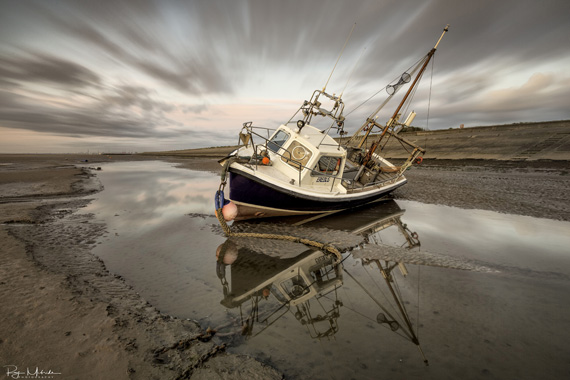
(265, 123, 346, 192)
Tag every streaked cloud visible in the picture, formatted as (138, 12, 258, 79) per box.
(0, 0, 569, 153)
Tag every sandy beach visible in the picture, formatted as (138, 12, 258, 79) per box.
(1, 154, 568, 379)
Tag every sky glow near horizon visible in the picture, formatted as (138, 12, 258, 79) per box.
(0, 0, 569, 153)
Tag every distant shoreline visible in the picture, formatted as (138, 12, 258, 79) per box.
(142, 120, 570, 161)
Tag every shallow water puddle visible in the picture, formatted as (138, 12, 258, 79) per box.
(81, 160, 570, 380)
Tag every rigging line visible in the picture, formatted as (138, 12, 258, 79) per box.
(356, 266, 411, 339)
(378, 262, 413, 331)
(323, 23, 356, 92)
(416, 264, 421, 339)
(391, 270, 408, 320)
(424, 55, 435, 152)
(363, 262, 391, 306)
(395, 137, 412, 154)
(340, 46, 367, 99)
(376, 260, 420, 345)
(340, 271, 359, 314)
(320, 293, 410, 340)
(382, 264, 411, 330)
(400, 71, 421, 122)
(344, 54, 426, 117)
(315, 296, 327, 329)
(426, 55, 435, 132)
(322, 294, 371, 322)
(344, 88, 383, 117)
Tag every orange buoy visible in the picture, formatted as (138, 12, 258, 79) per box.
(415, 156, 423, 164)
(216, 242, 238, 264)
(262, 156, 270, 165)
(222, 201, 238, 221)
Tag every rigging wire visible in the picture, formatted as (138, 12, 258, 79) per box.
(340, 47, 367, 99)
(390, 268, 406, 317)
(323, 23, 356, 92)
(426, 54, 435, 131)
(323, 293, 373, 322)
(416, 264, 421, 339)
(345, 55, 425, 118)
(424, 54, 436, 151)
(382, 263, 409, 330)
(361, 263, 407, 331)
(322, 291, 409, 341)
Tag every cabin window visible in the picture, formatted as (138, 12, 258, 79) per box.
(281, 141, 313, 170)
(280, 275, 309, 300)
(267, 130, 290, 152)
(271, 284, 287, 303)
(312, 156, 342, 176)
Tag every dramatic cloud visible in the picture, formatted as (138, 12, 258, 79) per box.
(0, 0, 569, 152)
(0, 53, 100, 88)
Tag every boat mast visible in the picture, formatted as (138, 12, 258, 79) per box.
(382, 24, 449, 137)
(357, 25, 449, 152)
(374, 260, 429, 365)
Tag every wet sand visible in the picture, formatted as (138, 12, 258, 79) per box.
(1, 154, 568, 379)
(0, 154, 281, 380)
(393, 159, 570, 221)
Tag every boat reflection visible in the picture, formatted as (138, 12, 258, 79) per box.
(216, 241, 342, 339)
(215, 200, 429, 364)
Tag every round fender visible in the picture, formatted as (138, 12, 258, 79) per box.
(222, 202, 238, 221)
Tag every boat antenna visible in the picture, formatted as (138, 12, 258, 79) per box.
(316, 46, 366, 148)
(322, 23, 356, 93)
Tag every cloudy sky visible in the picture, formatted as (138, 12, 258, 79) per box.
(1, 0, 569, 153)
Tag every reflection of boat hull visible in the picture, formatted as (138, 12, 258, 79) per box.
(229, 169, 407, 220)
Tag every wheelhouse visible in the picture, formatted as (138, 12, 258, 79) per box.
(265, 124, 346, 191)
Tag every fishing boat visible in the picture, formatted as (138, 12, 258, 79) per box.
(218, 25, 449, 221)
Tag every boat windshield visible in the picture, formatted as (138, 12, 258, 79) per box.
(312, 156, 341, 176)
(267, 130, 290, 152)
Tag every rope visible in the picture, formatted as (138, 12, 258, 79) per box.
(215, 208, 342, 262)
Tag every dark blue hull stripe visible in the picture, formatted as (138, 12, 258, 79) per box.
(228, 169, 405, 212)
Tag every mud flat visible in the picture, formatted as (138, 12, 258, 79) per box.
(393, 159, 570, 221)
(0, 154, 281, 380)
(1, 153, 568, 379)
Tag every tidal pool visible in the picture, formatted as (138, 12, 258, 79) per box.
(81, 160, 570, 380)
